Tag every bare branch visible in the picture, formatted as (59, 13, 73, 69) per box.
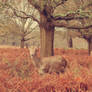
(53, 10, 92, 21)
(67, 24, 92, 29)
(52, 0, 68, 12)
(24, 25, 38, 36)
(24, 20, 33, 33)
(24, 36, 36, 41)
(53, 16, 89, 21)
(28, 0, 41, 12)
(53, 20, 92, 29)
(4, 3, 40, 24)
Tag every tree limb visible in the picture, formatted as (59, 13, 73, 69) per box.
(53, 20, 92, 29)
(53, 10, 92, 21)
(28, 0, 41, 12)
(13, 10, 40, 24)
(24, 36, 36, 41)
(24, 25, 38, 36)
(53, 16, 89, 21)
(4, 3, 40, 24)
(52, 0, 68, 12)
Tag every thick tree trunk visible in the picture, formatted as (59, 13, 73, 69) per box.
(40, 26, 54, 57)
(20, 38, 25, 48)
(88, 39, 92, 56)
(40, 14, 54, 58)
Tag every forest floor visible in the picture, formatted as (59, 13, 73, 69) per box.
(0, 46, 92, 92)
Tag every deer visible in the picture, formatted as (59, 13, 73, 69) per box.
(29, 48, 67, 75)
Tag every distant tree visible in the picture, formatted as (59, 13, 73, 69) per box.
(78, 26, 92, 55)
(75, 0, 92, 55)
(0, 0, 38, 48)
(0, 18, 38, 48)
(67, 30, 82, 48)
(68, 36, 73, 48)
(10, 18, 38, 48)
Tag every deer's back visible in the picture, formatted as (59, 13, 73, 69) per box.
(39, 55, 67, 74)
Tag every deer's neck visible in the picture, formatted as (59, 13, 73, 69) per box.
(32, 54, 41, 68)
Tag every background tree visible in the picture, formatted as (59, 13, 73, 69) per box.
(77, 28, 92, 55)
(0, 0, 39, 48)
(67, 29, 82, 48)
(75, 0, 92, 55)
(10, 18, 38, 48)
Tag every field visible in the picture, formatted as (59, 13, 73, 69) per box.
(0, 47, 92, 92)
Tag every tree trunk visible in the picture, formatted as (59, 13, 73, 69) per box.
(40, 14, 54, 58)
(68, 36, 73, 48)
(40, 26, 54, 57)
(88, 39, 92, 56)
(20, 38, 25, 48)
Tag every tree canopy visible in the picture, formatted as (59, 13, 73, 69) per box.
(28, 0, 92, 29)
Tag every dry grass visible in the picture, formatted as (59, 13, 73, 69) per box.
(0, 45, 20, 48)
(0, 47, 91, 92)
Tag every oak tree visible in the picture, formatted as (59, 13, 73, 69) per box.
(28, 0, 92, 57)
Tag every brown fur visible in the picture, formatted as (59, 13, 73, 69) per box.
(39, 55, 67, 74)
(30, 48, 67, 75)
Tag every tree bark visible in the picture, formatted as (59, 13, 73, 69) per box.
(88, 39, 92, 56)
(40, 14, 55, 58)
(68, 36, 73, 48)
(20, 38, 25, 48)
(40, 26, 54, 57)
